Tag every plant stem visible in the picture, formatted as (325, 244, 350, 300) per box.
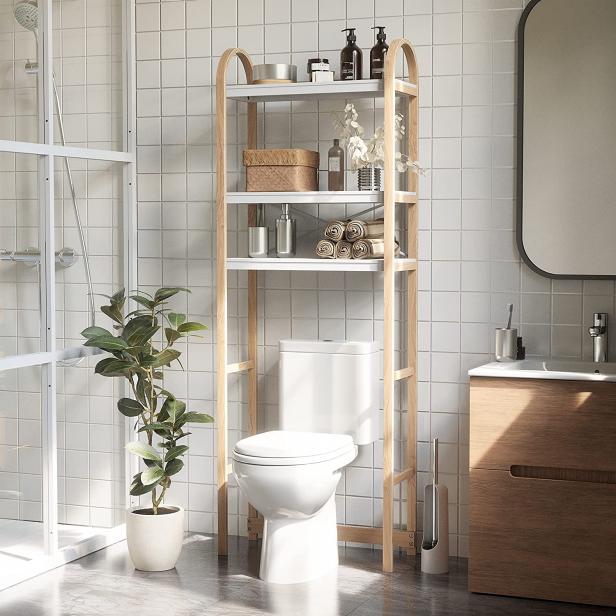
(152, 484, 167, 514)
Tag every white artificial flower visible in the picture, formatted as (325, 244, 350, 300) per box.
(331, 104, 428, 174)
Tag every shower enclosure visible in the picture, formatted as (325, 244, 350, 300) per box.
(0, 0, 135, 588)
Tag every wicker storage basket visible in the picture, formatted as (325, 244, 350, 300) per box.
(243, 149, 319, 192)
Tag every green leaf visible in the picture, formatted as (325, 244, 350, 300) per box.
(177, 322, 208, 334)
(126, 441, 161, 462)
(137, 422, 172, 434)
(167, 312, 186, 328)
(101, 304, 124, 325)
(165, 328, 182, 345)
(165, 445, 189, 462)
(85, 335, 129, 352)
(154, 287, 189, 302)
(81, 326, 112, 339)
(130, 295, 155, 310)
(151, 348, 181, 368)
(127, 325, 160, 348)
(94, 357, 117, 374)
(161, 398, 186, 424)
(129, 476, 156, 496)
(178, 412, 214, 426)
(165, 458, 184, 477)
(95, 358, 134, 377)
(111, 288, 126, 305)
(117, 398, 145, 418)
(141, 466, 164, 486)
(122, 315, 158, 345)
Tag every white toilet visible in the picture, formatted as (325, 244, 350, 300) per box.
(232, 340, 379, 584)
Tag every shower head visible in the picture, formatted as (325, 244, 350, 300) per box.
(14, 1, 38, 32)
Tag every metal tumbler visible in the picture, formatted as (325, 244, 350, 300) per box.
(248, 226, 269, 258)
(495, 328, 517, 362)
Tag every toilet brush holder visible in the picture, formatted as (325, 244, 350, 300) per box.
(421, 438, 449, 574)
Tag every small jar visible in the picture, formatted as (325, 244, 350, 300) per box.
(307, 58, 330, 78)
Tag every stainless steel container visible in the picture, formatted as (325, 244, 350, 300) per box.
(495, 328, 518, 361)
(248, 226, 269, 258)
(275, 204, 296, 258)
(253, 63, 297, 83)
(358, 166, 382, 191)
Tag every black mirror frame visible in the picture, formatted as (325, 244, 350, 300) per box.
(516, 0, 614, 279)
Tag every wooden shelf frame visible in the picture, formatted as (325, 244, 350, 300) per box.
(215, 40, 419, 573)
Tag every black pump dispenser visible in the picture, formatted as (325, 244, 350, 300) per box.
(340, 28, 362, 81)
(370, 26, 388, 79)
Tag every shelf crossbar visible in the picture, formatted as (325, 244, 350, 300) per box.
(225, 190, 417, 204)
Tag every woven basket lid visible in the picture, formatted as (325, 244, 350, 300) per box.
(243, 148, 319, 168)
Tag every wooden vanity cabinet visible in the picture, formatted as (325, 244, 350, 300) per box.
(469, 376, 616, 607)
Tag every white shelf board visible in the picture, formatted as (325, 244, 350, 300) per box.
(227, 257, 417, 272)
(226, 191, 416, 204)
(226, 79, 417, 103)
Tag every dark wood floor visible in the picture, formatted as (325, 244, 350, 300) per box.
(0, 535, 611, 615)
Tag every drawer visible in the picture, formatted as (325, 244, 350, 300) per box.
(469, 468, 616, 606)
(470, 377, 616, 472)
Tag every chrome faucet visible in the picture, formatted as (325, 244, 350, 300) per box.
(588, 313, 608, 362)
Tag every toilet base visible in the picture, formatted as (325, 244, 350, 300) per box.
(260, 494, 338, 584)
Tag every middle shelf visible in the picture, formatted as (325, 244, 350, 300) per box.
(227, 257, 418, 272)
(226, 191, 417, 204)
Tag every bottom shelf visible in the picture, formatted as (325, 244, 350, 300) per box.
(226, 257, 417, 272)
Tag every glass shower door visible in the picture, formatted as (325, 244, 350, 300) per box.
(0, 0, 136, 589)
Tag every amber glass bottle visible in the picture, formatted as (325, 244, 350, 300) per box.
(340, 28, 362, 80)
(328, 139, 345, 191)
(370, 26, 388, 79)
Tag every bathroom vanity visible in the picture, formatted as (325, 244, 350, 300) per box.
(468, 360, 616, 607)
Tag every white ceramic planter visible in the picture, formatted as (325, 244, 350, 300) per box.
(126, 505, 184, 571)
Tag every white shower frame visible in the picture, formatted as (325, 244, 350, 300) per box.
(0, 0, 137, 590)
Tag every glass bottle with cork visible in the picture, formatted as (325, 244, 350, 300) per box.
(328, 139, 345, 191)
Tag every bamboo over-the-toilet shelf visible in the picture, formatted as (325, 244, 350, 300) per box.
(215, 39, 419, 573)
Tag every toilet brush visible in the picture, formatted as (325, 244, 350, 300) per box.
(421, 438, 449, 574)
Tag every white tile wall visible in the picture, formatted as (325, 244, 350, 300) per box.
(134, 0, 616, 557)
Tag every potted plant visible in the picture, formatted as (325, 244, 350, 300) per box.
(81, 287, 212, 571)
(332, 103, 425, 190)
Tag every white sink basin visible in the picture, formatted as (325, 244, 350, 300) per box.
(469, 359, 616, 382)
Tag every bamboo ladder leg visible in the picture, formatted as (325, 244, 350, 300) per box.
(246, 99, 259, 541)
(382, 39, 420, 570)
(406, 55, 419, 554)
(216, 49, 254, 556)
(382, 43, 398, 575)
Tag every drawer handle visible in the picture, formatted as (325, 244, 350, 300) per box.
(510, 464, 616, 485)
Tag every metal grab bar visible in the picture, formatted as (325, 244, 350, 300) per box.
(0, 247, 77, 268)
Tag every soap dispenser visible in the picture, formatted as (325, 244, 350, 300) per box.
(370, 26, 388, 79)
(340, 28, 362, 81)
(276, 204, 296, 257)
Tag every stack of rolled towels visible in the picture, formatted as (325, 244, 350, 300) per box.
(316, 219, 400, 260)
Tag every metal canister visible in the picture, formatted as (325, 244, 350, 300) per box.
(275, 204, 296, 258)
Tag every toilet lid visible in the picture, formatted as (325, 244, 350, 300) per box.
(233, 431, 355, 466)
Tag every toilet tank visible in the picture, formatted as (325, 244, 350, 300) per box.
(278, 340, 379, 445)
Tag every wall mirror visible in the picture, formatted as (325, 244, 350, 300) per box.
(517, 0, 616, 278)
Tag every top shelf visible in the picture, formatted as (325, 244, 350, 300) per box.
(226, 79, 417, 103)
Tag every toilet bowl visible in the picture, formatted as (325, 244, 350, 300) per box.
(232, 340, 378, 584)
(232, 430, 357, 584)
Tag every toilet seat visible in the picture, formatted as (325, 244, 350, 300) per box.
(233, 430, 354, 466)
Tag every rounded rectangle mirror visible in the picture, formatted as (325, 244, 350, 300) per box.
(517, 0, 616, 278)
